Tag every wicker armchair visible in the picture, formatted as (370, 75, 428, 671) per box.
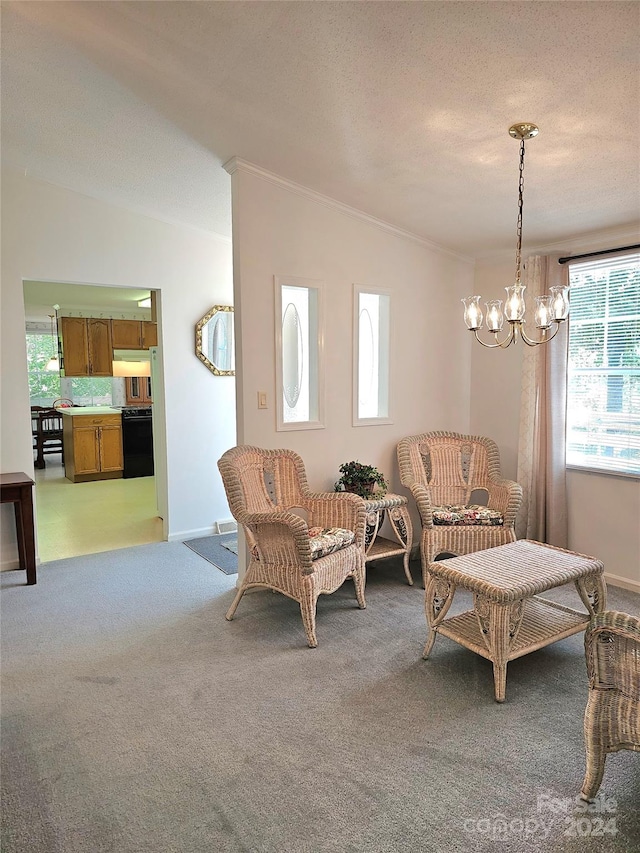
(397, 431, 522, 586)
(218, 446, 367, 648)
(581, 610, 640, 801)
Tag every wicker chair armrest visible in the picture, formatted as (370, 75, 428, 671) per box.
(238, 510, 315, 573)
(586, 610, 640, 643)
(486, 478, 523, 526)
(404, 482, 434, 528)
(303, 492, 366, 548)
(584, 610, 640, 689)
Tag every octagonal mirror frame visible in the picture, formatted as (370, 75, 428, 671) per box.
(195, 305, 235, 376)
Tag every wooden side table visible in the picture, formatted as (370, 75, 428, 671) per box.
(1, 472, 37, 585)
(363, 493, 414, 585)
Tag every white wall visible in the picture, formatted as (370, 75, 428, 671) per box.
(471, 234, 640, 591)
(229, 163, 475, 508)
(1, 170, 236, 567)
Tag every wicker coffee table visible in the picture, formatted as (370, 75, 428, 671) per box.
(423, 539, 606, 702)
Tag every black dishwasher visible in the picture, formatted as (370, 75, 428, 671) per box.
(121, 407, 154, 478)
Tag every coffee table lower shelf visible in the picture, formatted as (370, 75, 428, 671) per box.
(436, 596, 591, 662)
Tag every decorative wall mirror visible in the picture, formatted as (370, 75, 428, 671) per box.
(195, 305, 235, 375)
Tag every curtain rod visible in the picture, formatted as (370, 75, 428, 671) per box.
(558, 243, 640, 265)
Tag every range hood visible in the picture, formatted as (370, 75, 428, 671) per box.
(112, 350, 151, 377)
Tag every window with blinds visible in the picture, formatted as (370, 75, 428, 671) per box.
(566, 253, 640, 476)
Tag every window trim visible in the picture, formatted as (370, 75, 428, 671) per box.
(565, 252, 640, 478)
(274, 275, 325, 432)
(352, 284, 393, 427)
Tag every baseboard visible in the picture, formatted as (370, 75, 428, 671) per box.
(1, 556, 42, 572)
(168, 526, 216, 543)
(604, 571, 640, 595)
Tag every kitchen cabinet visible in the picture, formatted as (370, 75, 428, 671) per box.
(142, 321, 157, 349)
(60, 317, 113, 376)
(125, 376, 153, 406)
(111, 319, 157, 350)
(62, 413, 123, 482)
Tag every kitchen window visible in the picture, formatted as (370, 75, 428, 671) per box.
(26, 332, 61, 406)
(67, 377, 113, 407)
(566, 252, 640, 476)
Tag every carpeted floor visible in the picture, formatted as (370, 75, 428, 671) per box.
(183, 532, 238, 574)
(1, 544, 638, 853)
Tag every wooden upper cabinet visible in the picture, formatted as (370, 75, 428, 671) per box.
(125, 376, 152, 406)
(87, 319, 113, 375)
(111, 319, 157, 350)
(60, 317, 89, 376)
(111, 319, 142, 349)
(142, 321, 158, 349)
(60, 317, 113, 376)
(61, 315, 156, 375)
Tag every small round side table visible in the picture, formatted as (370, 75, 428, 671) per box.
(362, 493, 414, 585)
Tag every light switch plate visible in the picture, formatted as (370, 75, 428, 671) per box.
(258, 391, 268, 409)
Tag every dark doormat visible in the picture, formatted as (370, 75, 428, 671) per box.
(183, 533, 238, 575)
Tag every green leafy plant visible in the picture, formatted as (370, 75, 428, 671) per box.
(334, 461, 388, 498)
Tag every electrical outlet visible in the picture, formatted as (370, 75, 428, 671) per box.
(258, 391, 268, 409)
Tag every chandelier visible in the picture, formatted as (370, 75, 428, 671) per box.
(45, 307, 60, 371)
(462, 123, 570, 348)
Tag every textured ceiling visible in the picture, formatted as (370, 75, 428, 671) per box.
(2, 1, 639, 257)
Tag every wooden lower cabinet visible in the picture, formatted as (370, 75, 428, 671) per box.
(63, 414, 123, 482)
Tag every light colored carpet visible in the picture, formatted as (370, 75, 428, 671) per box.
(1, 544, 638, 853)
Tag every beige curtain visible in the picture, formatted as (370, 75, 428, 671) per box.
(516, 255, 569, 546)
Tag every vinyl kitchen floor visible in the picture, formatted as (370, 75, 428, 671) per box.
(34, 455, 164, 563)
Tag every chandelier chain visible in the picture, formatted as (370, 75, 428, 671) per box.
(515, 137, 526, 284)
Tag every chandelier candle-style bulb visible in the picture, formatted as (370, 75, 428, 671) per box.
(485, 300, 504, 332)
(462, 296, 483, 330)
(504, 284, 526, 322)
(550, 285, 570, 320)
(534, 296, 553, 329)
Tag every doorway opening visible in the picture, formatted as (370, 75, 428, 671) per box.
(23, 280, 167, 562)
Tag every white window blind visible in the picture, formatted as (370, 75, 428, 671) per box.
(566, 253, 640, 476)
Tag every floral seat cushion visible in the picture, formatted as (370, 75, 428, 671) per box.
(251, 526, 355, 562)
(432, 504, 504, 526)
(307, 527, 355, 560)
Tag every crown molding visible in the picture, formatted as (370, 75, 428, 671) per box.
(475, 223, 640, 265)
(223, 157, 474, 265)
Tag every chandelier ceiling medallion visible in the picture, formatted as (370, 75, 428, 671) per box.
(462, 123, 570, 348)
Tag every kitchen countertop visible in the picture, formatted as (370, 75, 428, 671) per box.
(57, 407, 121, 416)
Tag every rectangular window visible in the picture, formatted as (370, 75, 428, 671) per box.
(566, 253, 640, 476)
(26, 332, 61, 406)
(353, 286, 391, 425)
(68, 377, 113, 407)
(275, 276, 324, 431)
